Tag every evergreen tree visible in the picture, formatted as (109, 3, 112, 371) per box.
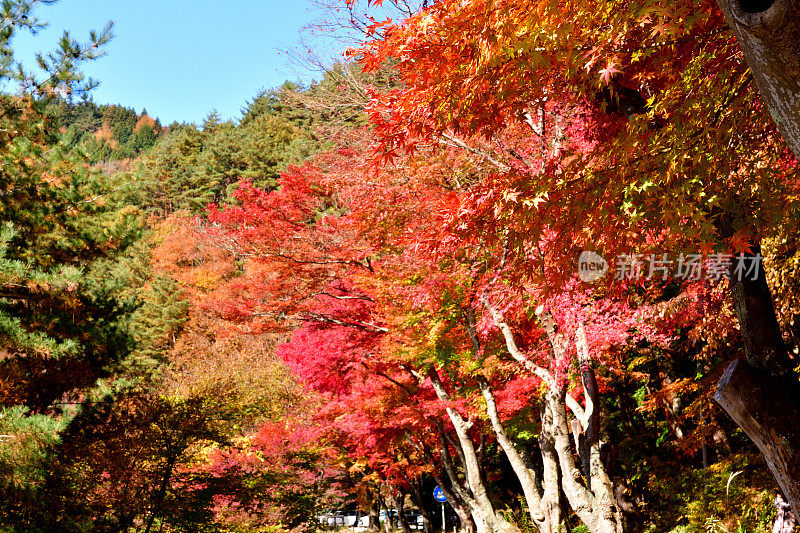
(134, 124, 158, 152)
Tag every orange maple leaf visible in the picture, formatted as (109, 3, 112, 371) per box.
(729, 232, 754, 254)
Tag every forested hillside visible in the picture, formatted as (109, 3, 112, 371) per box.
(3, 0, 800, 532)
(47, 99, 164, 162)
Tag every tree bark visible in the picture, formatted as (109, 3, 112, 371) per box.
(538, 410, 563, 533)
(477, 376, 561, 533)
(394, 490, 413, 533)
(710, 243, 800, 516)
(548, 391, 623, 533)
(481, 296, 625, 532)
(432, 446, 476, 533)
(369, 496, 382, 532)
(382, 494, 392, 533)
(715, 0, 800, 158)
(467, 305, 561, 532)
(577, 324, 600, 485)
(407, 476, 434, 533)
(428, 368, 518, 533)
(409, 432, 475, 533)
(728, 245, 792, 375)
(715, 359, 800, 518)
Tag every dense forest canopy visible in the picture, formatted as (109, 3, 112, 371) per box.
(2, 0, 800, 532)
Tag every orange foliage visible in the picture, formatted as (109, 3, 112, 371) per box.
(93, 122, 117, 148)
(134, 114, 159, 133)
(151, 212, 238, 302)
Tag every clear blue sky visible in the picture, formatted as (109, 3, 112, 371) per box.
(11, 1, 344, 125)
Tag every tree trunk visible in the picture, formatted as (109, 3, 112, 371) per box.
(428, 367, 518, 533)
(450, 505, 474, 533)
(548, 392, 623, 533)
(395, 491, 413, 533)
(715, 359, 800, 518)
(369, 497, 382, 532)
(481, 297, 625, 532)
(711, 244, 800, 516)
(577, 328, 600, 486)
(715, 0, 800, 157)
(538, 411, 563, 533)
(478, 376, 561, 533)
(378, 489, 392, 533)
(710, 413, 733, 455)
(453, 507, 473, 533)
(429, 466, 475, 533)
(728, 245, 792, 374)
(143, 454, 176, 533)
(407, 477, 434, 533)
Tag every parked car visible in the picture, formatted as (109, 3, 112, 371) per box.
(318, 510, 361, 529)
(403, 511, 424, 530)
(317, 511, 341, 528)
(343, 512, 360, 527)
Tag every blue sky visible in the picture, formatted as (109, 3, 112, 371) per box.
(11, 1, 346, 125)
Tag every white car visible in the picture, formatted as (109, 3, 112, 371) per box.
(318, 510, 361, 528)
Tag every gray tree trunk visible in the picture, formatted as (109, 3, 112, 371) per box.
(428, 368, 519, 533)
(548, 392, 623, 533)
(477, 376, 561, 533)
(685, 0, 800, 514)
(716, 0, 800, 157)
(703, 0, 800, 505)
(481, 296, 626, 532)
(716, 359, 800, 518)
(708, 240, 800, 516)
(433, 443, 477, 533)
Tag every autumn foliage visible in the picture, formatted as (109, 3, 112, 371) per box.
(5, 0, 800, 532)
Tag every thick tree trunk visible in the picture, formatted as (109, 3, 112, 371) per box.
(481, 297, 625, 532)
(452, 506, 475, 533)
(712, 245, 800, 516)
(428, 368, 518, 533)
(548, 392, 623, 533)
(369, 497, 382, 532)
(728, 246, 792, 375)
(478, 376, 561, 533)
(407, 477, 434, 533)
(538, 414, 563, 533)
(715, 359, 800, 518)
(716, 0, 800, 157)
(710, 0, 800, 507)
(468, 307, 560, 531)
(430, 462, 475, 533)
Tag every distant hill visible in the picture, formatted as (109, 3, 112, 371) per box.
(47, 99, 170, 162)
